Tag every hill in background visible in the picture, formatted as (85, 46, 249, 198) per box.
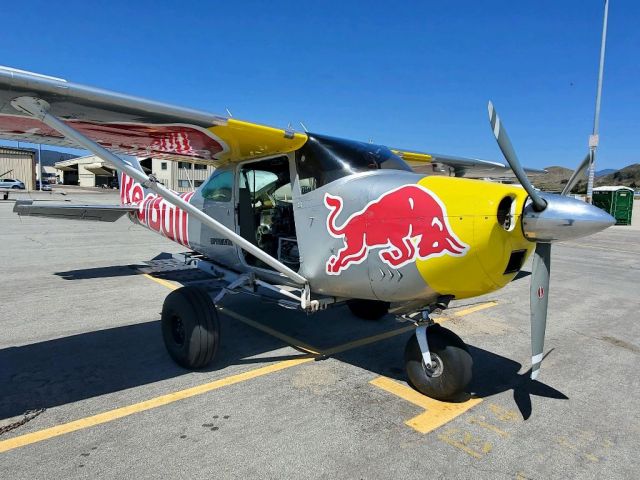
(596, 168, 616, 177)
(531, 163, 639, 193)
(39, 149, 78, 166)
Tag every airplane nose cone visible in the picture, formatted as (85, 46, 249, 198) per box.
(522, 193, 616, 242)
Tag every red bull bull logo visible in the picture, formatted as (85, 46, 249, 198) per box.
(324, 185, 469, 275)
(120, 172, 193, 247)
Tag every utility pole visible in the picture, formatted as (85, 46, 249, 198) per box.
(38, 143, 42, 191)
(586, 0, 610, 203)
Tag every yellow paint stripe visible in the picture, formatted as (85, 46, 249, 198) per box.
(142, 274, 321, 355)
(144, 270, 407, 356)
(0, 356, 313, 454)
(437, 429, 492, 458)
(445, 301, 499, 318)
(218, 307, 322, 355)
(322, 325, 415, 356)
(322, 301, 498, 357)
(143, 272, 496, 359)
(142, 273, 178, 291)
(0, 280, 497, 453)
(370, 376, 482, 434)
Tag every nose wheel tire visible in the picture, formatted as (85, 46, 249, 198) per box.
(347, 299, 390, 320)
(404, 325, 472, 401)
(161, 286, 220, 369)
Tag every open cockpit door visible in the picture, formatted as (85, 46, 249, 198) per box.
(235, 155, 300, 272)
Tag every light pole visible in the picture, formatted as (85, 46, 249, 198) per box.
(586, 0, 610, 203)
(38, 143, 42, 191)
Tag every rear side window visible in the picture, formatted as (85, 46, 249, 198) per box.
(295, 134, 411, 194)
(201, 170, 233, 202)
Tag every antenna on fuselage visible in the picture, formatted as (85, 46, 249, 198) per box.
(299, 121, 308, 133)
(225, 108, 233, 118)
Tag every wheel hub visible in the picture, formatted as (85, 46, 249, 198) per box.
(171, 315, 186, 346)
(422, 353, 443, 378)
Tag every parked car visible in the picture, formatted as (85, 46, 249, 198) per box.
(0, 178, 25, 189)
(35, 180, 52, 191)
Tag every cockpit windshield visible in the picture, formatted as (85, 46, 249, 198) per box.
(295, 133, 412, 194)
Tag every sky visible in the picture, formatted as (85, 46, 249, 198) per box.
(1, 0, 638, 170)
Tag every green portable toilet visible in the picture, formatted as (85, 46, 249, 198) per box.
(592, 186, 634, 225)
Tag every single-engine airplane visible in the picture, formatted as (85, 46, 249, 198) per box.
(0, 66, 615, 401)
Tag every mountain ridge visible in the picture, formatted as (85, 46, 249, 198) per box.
(531, 164, 639, 192)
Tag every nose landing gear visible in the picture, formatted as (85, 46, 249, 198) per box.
(402, 309, 473, 401)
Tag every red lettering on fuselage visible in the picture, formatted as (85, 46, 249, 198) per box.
(120, 172, 193, 247)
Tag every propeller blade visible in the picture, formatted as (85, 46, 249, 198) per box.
(487, 101, 547, 212)
(530, 242, 551, 380)
(561, 152, 592, 196)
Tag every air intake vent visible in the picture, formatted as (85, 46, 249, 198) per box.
(504, 249, 527, 274)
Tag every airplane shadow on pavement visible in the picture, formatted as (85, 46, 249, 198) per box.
(0, 282, 567, 423)
(0, 314, 300, 421)
(328, 336, 568, 420)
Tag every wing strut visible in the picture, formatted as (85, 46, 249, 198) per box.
(11, 96, 308, 286)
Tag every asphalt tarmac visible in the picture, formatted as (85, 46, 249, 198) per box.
(1, 189, 639, 479)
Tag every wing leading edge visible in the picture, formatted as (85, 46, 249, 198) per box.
(392, 148, 546, 178)
(0, 66, 544, 178)
(0, 66, 307, 164)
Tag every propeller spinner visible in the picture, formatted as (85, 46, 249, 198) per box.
(487, 102, 615, 379)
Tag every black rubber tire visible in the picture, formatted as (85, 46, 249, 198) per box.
(404, 325, 472, 401)
(11, 185, 20, 189)
(161, 286, 220, 369)
(347, 299, 390, 320)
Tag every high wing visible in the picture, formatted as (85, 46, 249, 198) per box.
(0, 66, 307, 164)
(392, 148, 546, 178)
(0, 65, 543, 178)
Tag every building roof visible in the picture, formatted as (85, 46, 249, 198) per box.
(0, 146, 36, 157)
(593, 186, 634, 192)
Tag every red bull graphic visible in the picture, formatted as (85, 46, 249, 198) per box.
(0, 116, 226, 161)
(120, 173, 194, 247)
(324, 185, 469, 275)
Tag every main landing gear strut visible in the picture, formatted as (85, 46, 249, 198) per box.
(401, 307, 473, 401)
(160, 253, 472, 401)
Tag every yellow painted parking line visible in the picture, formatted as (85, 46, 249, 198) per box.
(142, 273, 322, 355)
(0, 356, 314, 454)
(0, 275, 494, 454)
(142, 273, 178, 291)
(218, 307, 322, 355)
(143, 273, 497, 359)
(370, 376, 482, 434)
(322, 301, 498, 357)
(446, 301, 498, 318)
(322, 325, 415, 356)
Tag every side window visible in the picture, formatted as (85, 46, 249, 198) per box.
(201, 170, 233, 202)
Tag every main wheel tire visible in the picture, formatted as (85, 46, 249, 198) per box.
(347, 299, 390, 320)
(161, 286, 220, 369)
(404, 325, 472, 401)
